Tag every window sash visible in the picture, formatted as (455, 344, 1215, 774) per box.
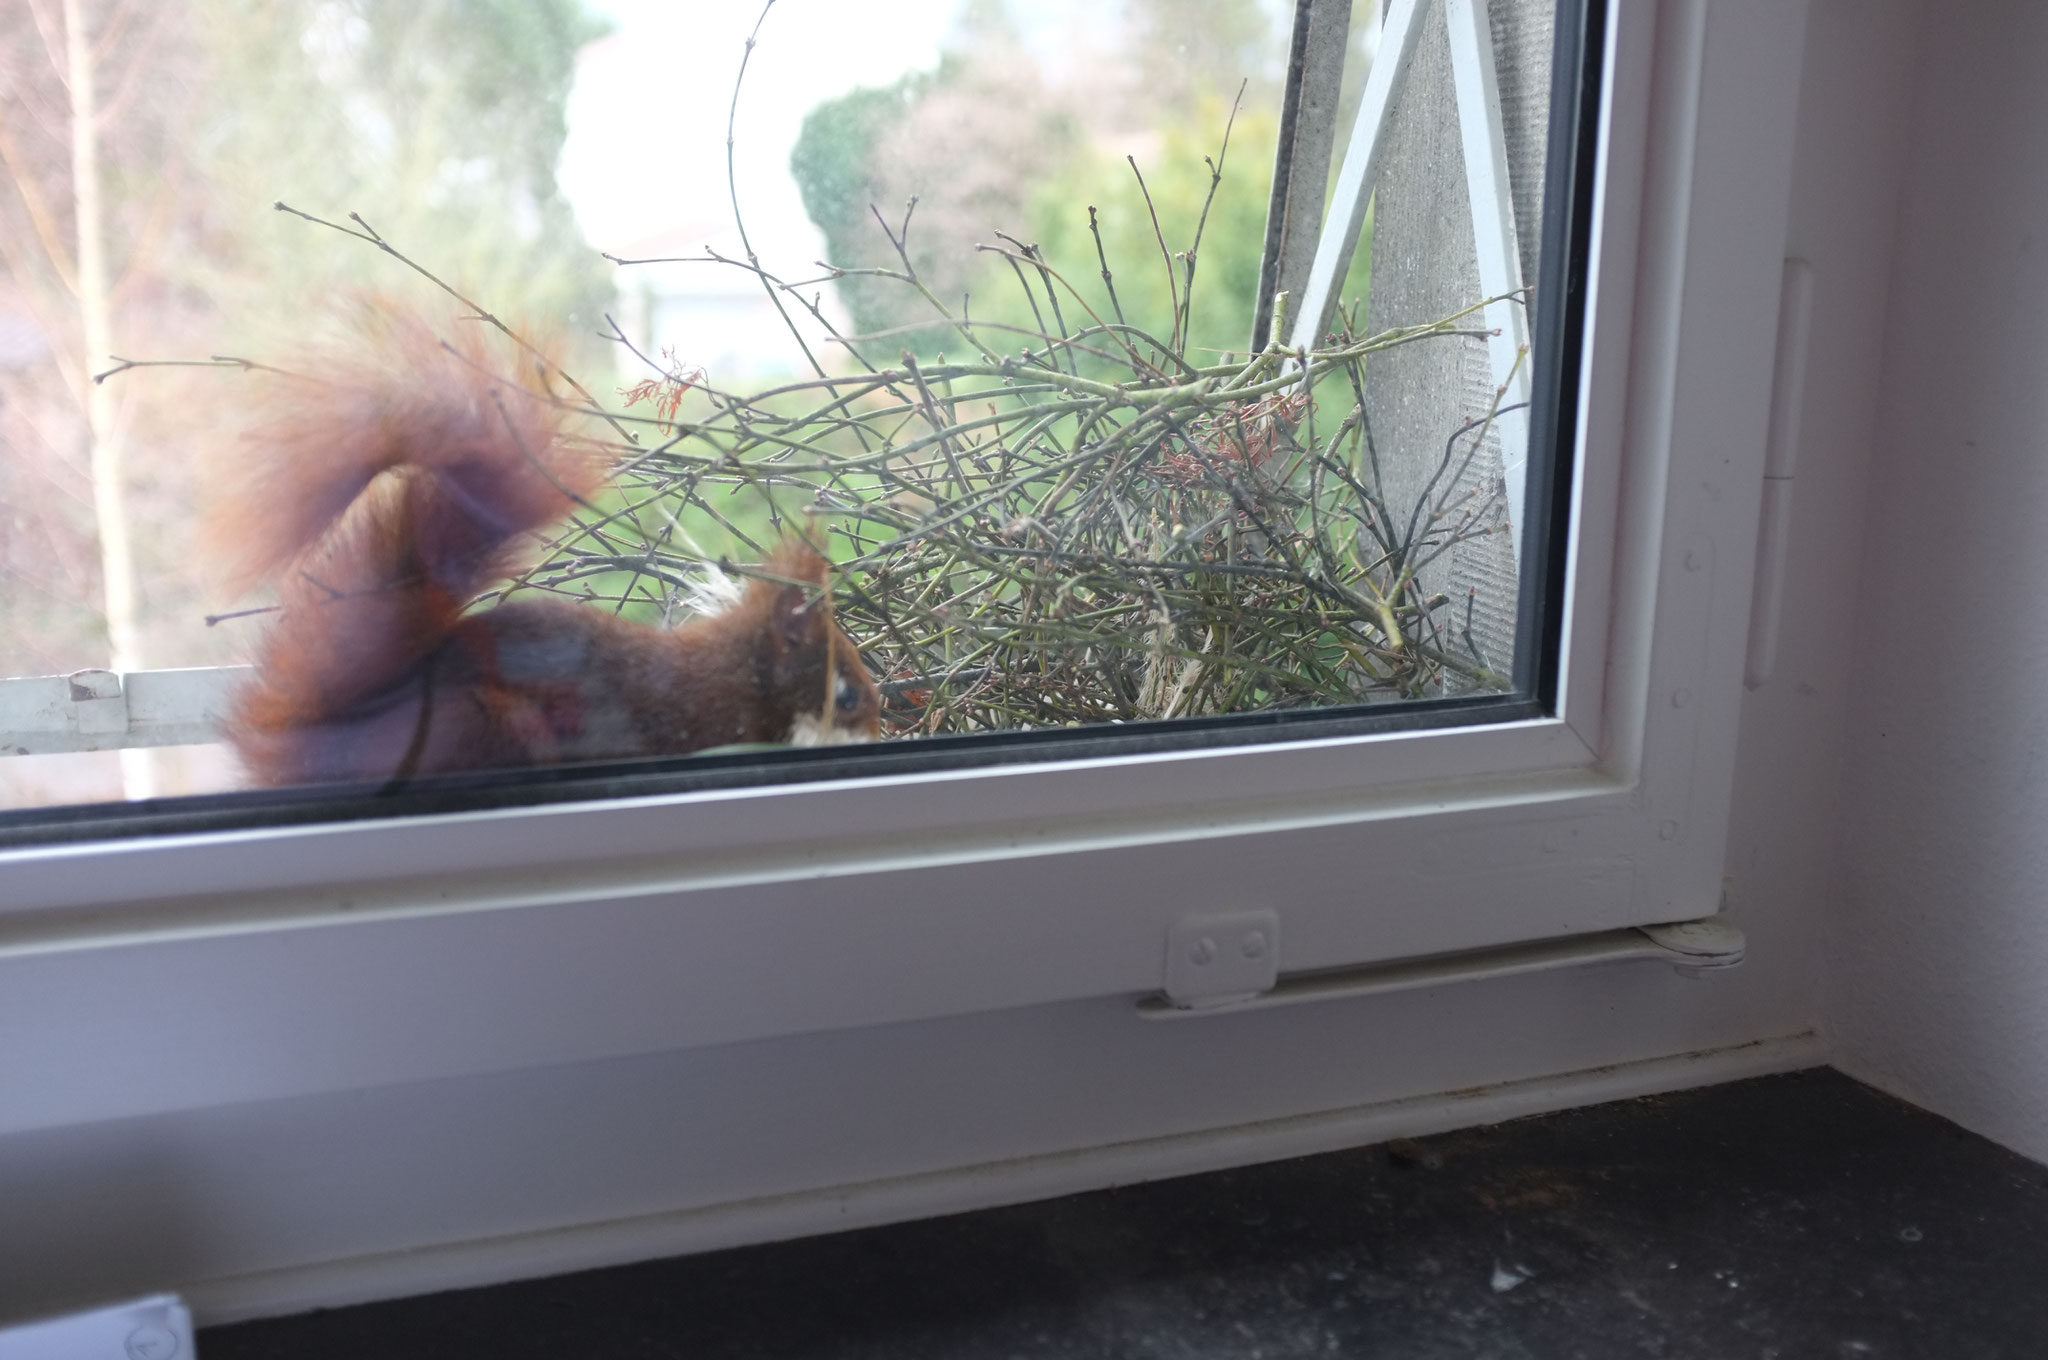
(0, 0, 1813, 1141)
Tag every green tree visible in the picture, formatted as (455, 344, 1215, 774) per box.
(979, 98, 1373, 374)
(787, 0, 1368, 372)
(182, 0, 613, 351)
(790, 49, 1075, 353)
(789, 70, 935, 340)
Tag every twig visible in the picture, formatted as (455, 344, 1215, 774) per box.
(723, 0, 829, 379)
(93, 354, 271, 384)
(1127, 155, 1183, 352)
(272, 201, 641, 446)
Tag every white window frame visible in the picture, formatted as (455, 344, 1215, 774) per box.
(0, 0, 1808, 1139)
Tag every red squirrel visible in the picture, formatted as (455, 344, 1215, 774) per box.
(215, 320, 882, 787)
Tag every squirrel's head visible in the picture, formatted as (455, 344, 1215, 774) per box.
(748, 544, 882, 747)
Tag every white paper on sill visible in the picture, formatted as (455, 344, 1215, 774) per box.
(0, 1294, 194, 1360)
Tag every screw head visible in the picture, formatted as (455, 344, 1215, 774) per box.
(126, 1327, 180, 1360)
(1241, 931, 1268, 960)
(1189, 937, 1218, 966)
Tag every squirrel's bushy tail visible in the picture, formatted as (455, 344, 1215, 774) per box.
(215, 312, 606, 768)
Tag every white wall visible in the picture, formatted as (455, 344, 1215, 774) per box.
(0, 0, 1962, 1323)
(1826, 0, 2048, 1164)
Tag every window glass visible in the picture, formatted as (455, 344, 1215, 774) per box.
(0, 0, 1580, 829)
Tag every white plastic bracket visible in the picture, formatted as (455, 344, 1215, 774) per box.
(0, 1293, 193, 1360)
(1163, 910, 1282, 1010)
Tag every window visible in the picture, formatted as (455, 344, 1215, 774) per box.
(6, 0, 1571, 828)
(0, 0, 1810, 1139)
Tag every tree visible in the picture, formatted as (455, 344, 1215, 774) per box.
(785, 0, 1353, 368)
(789, 71, 937, 341)
(1123, 0, 1275, 114)
(0, 0, 198, 794)
(180, 0, 613, 351)
(791, 50, 1075, 352)
(0, 0, 612, 799)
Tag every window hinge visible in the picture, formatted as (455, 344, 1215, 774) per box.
(1142, 915, 1745, 1019)
(1745, 257, 1813, 690)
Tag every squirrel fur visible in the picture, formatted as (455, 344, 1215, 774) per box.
(215, 317, 882, 787)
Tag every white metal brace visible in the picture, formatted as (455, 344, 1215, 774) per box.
(1445, 0, 1533, 551)
(1287, 0, 1430, 356)
(1287, 0, 1532, 551)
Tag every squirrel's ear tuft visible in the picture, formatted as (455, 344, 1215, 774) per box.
(757, 541, 832, 648)
(771, 582, 824, 648)
(762, 541, 829, 585)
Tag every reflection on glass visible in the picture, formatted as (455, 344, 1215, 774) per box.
(0, 0, 1562, 813)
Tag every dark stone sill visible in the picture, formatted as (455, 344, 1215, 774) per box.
(204, 1069, 2048, 1360)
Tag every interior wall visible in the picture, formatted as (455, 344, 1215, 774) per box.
(0, 0, 1941, 1323)
(1825, 0, 2048, 1164)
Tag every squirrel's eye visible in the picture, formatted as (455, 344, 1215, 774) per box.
(835, 675, 861, 713)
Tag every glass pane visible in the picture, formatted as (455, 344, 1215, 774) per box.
(0, 0, 1584, 828)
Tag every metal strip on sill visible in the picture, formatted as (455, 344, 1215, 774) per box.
(1136, 918, 1746, 1019)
